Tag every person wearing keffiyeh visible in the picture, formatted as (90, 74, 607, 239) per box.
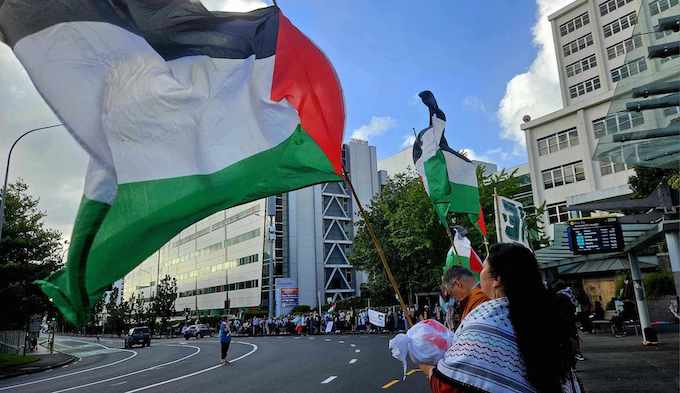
(421, 243, 583, 393)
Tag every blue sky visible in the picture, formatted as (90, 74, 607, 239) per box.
(279, 0, 538, 165)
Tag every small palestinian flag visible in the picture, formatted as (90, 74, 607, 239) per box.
(444, 228, 483, 280)
(0, 1, 344, 324)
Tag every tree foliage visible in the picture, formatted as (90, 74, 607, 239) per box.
(628, 166, 680, 197)
(151, 275, 178, 335)
(350, 170, 548, 305)
(0, 180, 63, 329)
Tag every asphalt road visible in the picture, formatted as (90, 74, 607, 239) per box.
(0, 335, 428, 393)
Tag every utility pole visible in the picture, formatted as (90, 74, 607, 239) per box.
(267, 197, 277, 318)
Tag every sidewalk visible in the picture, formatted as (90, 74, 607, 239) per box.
(0, 344, 77, 380)
(578, 332, 679, 393)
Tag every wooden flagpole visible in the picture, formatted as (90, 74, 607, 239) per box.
(342, 170, 414, 327)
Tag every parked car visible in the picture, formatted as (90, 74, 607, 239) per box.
(125, 326, 151, 348)
(183, 324, 213, 339)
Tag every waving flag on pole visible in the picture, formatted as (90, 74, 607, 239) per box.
(0, 1, 344, 324)
(412, 91, 483, 230)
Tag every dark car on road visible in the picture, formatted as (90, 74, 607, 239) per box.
(125, 326, 151, 348)
(183, 324, 213, 339)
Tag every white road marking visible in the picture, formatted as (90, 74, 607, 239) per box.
(338, 340, 345, 344)
(321, 376, 337, 384)
(111, 381, 127, 386)
(308, 337, 315, 340)
(324, 339, 331, 342)
(121, 342, 258, 393)
(355, 349, 361, 353)
(50, 345, 201, 393)
(0, 342, 137, 391)
(350, 344, 356, 347)
(349, 359, 358, 364)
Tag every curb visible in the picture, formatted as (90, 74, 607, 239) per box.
(0, 354, 78, 380)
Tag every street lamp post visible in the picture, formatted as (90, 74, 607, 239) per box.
(0, 124, 63, 242)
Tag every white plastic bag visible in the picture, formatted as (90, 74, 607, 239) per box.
(389, 319, 454, 378)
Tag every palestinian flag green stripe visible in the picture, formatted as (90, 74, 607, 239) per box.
(36, 125, 339, 323)
(424, 151, 480, 215)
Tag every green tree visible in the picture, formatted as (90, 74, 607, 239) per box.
(130, 293, 147, 326)
(628, 166, 680, 197)
(88, 293, 106, 331)
(0, 180, 64, 329)
(350, 170, 548, 304)
(151, 275, 177, 335)
(104, 286, 130, 335)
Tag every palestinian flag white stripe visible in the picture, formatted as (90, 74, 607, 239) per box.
(1, 1, 345, 324)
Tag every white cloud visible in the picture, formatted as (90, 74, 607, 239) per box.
(350, 116, 397, 141)
(400, 134, 416, 149)
(460, 148, 489, 162)
(497, 0, 573, 149)
(200, 0, 268, 12)
(462, 96, 488, 113)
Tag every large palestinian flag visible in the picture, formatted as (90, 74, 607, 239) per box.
(0, 1, 344, 324)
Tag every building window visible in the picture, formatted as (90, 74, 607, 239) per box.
(600, 155, 628, 176)
(663, 106, 680, 117)
(547, 202, 570, 224)
(655, 29, 674, 40)
(238, 253, 259, 266)
(606, 35, 643, 60)
(603, 12, 637, 38)
(592, 112, 644, 138)
(537, 128, 579, 157)
(566, 55, 598, 77)
(600, 0, 635, 16)
(650, 0, 679, 16)
(563, 33, 594, 57)
(560, 12, 590, 37)
(569, 76, 601, 99)
(611, 57, 647, 82)
(541, 161, 586, 190)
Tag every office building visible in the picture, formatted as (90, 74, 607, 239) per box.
(521, 0, 679, 234)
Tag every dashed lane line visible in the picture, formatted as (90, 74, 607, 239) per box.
(349, 359, 358, 364)
(382, 380, 399, 389)
(321, 376, 337, 384)
(50, 345, 201, 393)
(324, 339, 331, 342)
(121, 342, 258, 393)
(338, 340, 345, 344)
(406, 369, 420, 376)
(111, 381, 128, 386)
(350, 344, 356, 347)
(0, 342, 137, 391)
(355, 349, 361, 353)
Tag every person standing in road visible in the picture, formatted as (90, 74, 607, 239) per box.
(219, 317, 231, 365)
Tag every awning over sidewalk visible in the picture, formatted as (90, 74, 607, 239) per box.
(535, 222, 662, 274)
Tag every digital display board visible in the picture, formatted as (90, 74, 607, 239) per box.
(567, 217, 625, 254)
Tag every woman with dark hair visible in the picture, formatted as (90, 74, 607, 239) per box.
(422, 243, 581, 393)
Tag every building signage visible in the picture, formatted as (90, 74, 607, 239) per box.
(275, 278, 298, 316)
(567, 217, 624, 254)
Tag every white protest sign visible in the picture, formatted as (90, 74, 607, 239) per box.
(368, 309, 386, 327)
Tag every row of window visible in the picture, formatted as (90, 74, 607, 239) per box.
(542, 161, 586, 190)
(569, 76, 601, 99)
(238, 253, 259, 266)
(664, 106, 680, 117)
(560, 12, 590, 37)
(547, 202, 570, 224)
(563, 33, 594, 57)
(162, 228, 261, 269)
(592, 111, 644, 138)
(178, 279, 259, 298)
(566, 54, 597, 78)
(656, 29, 674, 40)
(172, 205, 260, 248)
(603, 12, 637, 38)
(599, 0, 635, 16)
(538, 128, 579, 156)
(606, 35, 643, 60)
(225, 229, 261, 247)
(649, 0, 679, 16)
(611, 57, 647, 82)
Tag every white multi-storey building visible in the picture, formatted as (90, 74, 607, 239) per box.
(521, 0, 679, 234)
